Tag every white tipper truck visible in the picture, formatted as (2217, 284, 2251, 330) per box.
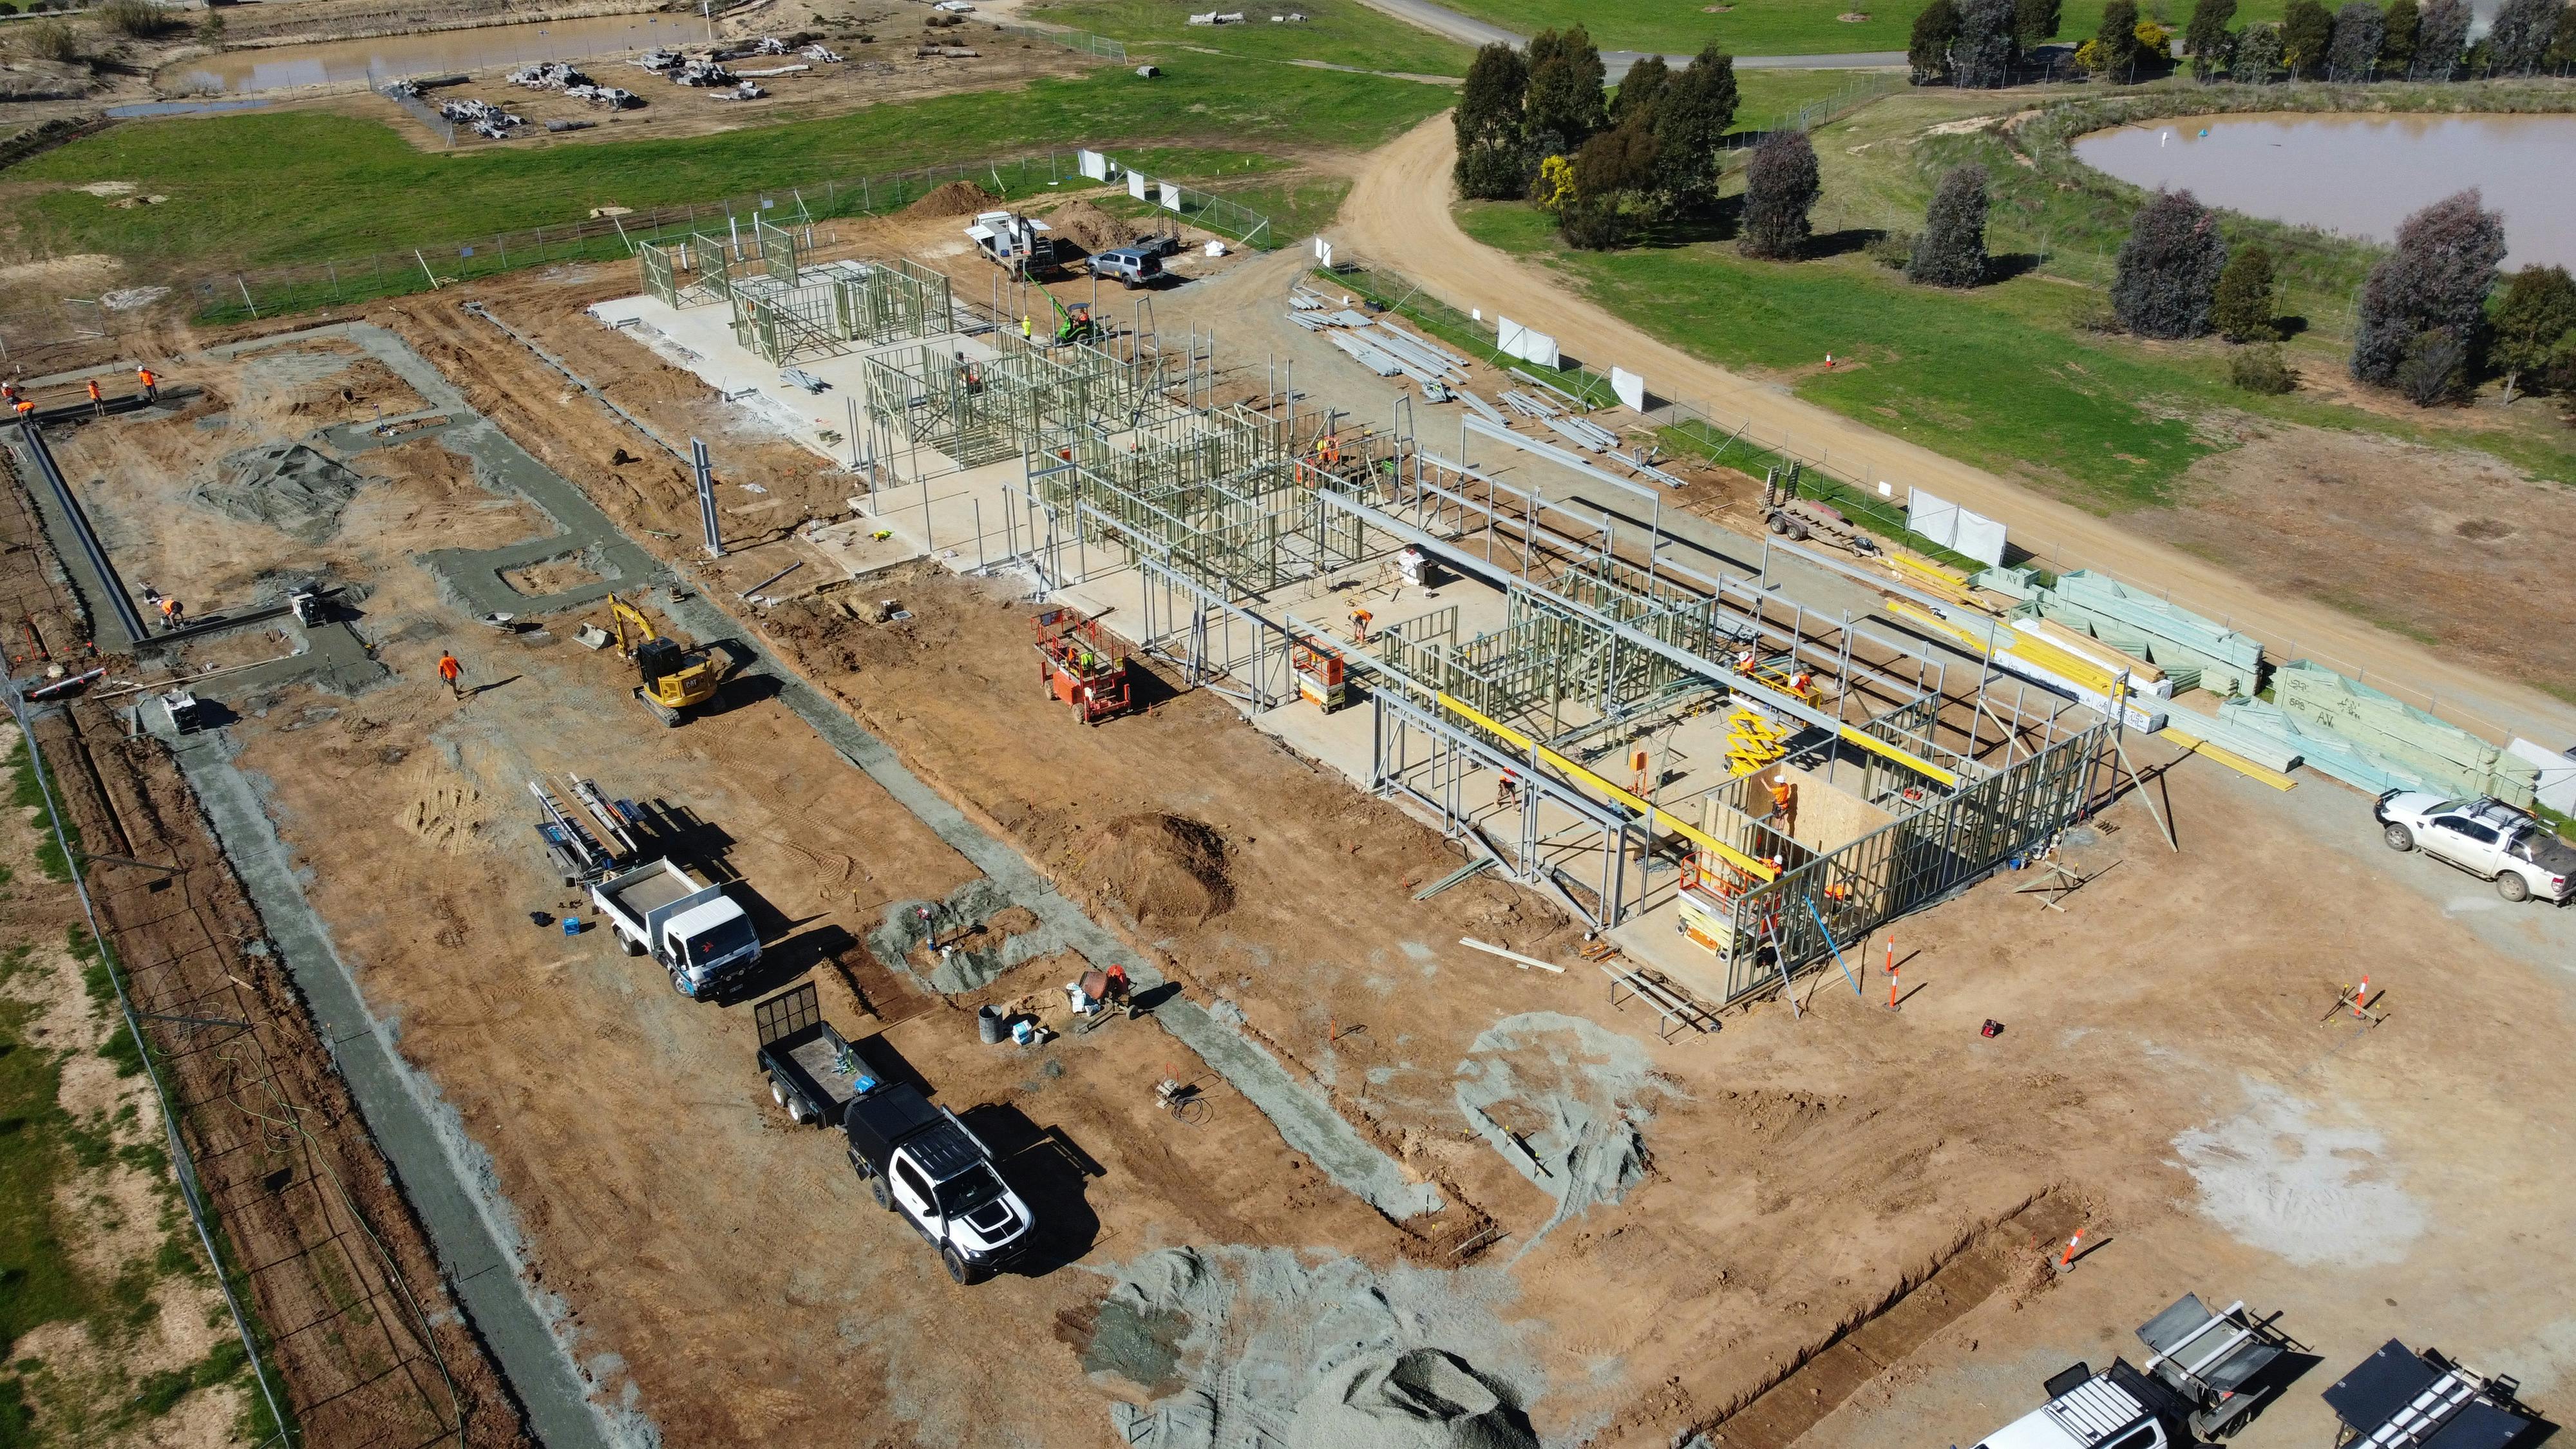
(591, 858, 761, 999)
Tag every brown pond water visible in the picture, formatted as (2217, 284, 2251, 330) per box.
(171, 12, 702, 93)
(2073, 112, 2576, 269)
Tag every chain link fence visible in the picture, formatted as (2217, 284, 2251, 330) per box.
(995, 22, 1126, 60)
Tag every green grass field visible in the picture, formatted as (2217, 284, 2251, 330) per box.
(1462, 198, 2237, 505)
(1029, 0, 1477, 75)
(1421, 0, 2291, 58)
(10, 52, 1452, 268)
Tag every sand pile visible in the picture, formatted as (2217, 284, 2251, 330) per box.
(1057, 812, 1234, 927)
(1453, 1012, 1665, 1258)
(193, 443, 367, 543)
(1045, 198, 1139, 256)
(1083, 1246, 1542, 1449)
(902, 179, 998, 218)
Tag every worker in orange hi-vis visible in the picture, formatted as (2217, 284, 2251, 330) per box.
(156, 595, 185, 631)
(1348, 606, 1372, 645)
(13, 398, 33, 421)
(137, 365, 158, 402)
(436, 650, 464, 699)
(1768, 772, 1797, 835)
(1790, 668, 1814, 700)
(86, 379, 104, 416)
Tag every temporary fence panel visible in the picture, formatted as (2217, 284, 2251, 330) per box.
(1496, 316, 1560, 368)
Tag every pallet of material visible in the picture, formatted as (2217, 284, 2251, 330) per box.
(2272, 661, 2538, 806)
(2013, 614, 2164, 685)
(2218, 697, 2421, 796)
(1886, 600, 2165, 732)
(2159, 696, 2303, 775)
(2032, 570, 2262, 697)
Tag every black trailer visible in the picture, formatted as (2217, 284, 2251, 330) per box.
(752, 983, 879, 1127)
(2322, 1340, 2536, 1448)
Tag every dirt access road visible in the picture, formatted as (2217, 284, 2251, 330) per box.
(1332, 115, 2576, 748)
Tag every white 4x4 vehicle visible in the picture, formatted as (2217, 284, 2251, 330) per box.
(2374, 792, 2576, 904)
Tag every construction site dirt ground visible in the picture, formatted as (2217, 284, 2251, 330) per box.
(21, 233, 2576, 1449)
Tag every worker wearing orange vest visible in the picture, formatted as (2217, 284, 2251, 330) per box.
(1789, 668, 1814, 699)
(1348, 606, 1372, 644)
(86, 379, 103, 415)
(137, 366, 157, 402)
(11, 399, 31, 422)
(437, 650, 464, 698)
(2, 381, 17, 407)
(156, 594, 185, 630)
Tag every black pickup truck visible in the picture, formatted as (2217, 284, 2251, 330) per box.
(750, 984, 1036, 1283)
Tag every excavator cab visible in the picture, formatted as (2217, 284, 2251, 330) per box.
(608, 594, 724, 726)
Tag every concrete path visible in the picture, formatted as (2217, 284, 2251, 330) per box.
(1347, 0, 1904, 74)
(1329, 113, 2576, 749)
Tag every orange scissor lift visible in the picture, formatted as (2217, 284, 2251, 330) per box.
(1032, 608, 1132, 726)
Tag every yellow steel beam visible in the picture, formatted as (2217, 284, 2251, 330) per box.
(1435, 692, 1779, 883)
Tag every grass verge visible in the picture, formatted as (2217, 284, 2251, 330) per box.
(1408, 0, 2299, 60)
(1028, 0, 1476, 75)
(9, 51, 1454, 269)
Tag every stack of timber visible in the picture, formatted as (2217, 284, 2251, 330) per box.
(2264, 661, 2538, 806)
(1886, 600, 2166, 731)
(2022, 571, 2264, 697)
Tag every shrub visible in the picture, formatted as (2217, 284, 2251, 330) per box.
(100, 0, 184, 37)
(1531, 153, 1576, 212)
(2232, 20, 2284, 76)
(2281, 0, 2334, 71)
(21, 18, 81, 60)
(1909, 0, 1960, 80)
(1908, 162, 1989, 287)
(2396, 327, 2470, 404)
(1454, 43, 1530, 199)
(1868, 229, 1918, 269)
(1458, 144, 1533, 202)
(2230, 344, 2295, 393)
(2185, 0, 2238, 79)
(2412, 0, 2469, 74)
(2378, 0, 2418, 72)
(1954, 0, 2017, 84)
(2095, 0, 2141, 73)
(1737, 128, 1819, 260)
(1558, 194, 1627, 250)
(2211, 243, 2280, 341)
(2112, 189, 2226, 339)
(2324, 0, 2384, 77)
(2352, 189, 2505, 392)
(2014, 0, 2062, 48)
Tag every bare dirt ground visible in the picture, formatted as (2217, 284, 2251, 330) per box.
(2131, 424, 2576, 703)
(13, 207, 2576, 1449)
(1333, 112, 2576, 749)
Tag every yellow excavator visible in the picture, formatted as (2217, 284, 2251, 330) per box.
(606, 593, 724, 727)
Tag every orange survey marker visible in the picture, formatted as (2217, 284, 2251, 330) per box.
(2322, 976, 2387, 1027)
(2058, 1230, 2085, 1269)
(1882, 933, 1900, 1012)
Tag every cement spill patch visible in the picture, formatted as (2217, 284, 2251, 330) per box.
(1454, 1012, 1665, 1258)
(193, 442, 368, 542)
(1082, 1245, 1542, 1449)
(2172, 1075, 2427, 1267)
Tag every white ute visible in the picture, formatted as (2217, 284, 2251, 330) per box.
(2374, 791, 2575, 904)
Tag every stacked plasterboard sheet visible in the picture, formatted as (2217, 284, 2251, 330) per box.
(2271, 661, 2539, 806)
(2160, 697, 2304, 774)
(2219, 697, 2420, 795)
(2032, 571, 2263, 697)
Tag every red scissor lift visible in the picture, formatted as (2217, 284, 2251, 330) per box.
(1032, 608, 1132, 726)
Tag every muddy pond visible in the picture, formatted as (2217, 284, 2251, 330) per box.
(171, 12, 702, 93)
(2074, 112, 2576, 268)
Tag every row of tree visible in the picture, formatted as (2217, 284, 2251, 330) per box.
(1911, 0, 2575, 84)
(2106, 185, 2575, 404)
(1455, 28, 1744, 247)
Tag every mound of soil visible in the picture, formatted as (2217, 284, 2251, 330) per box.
(1059, 812, 1234, 927)
(1044, 198, 1140, 256)
(192, 442, 368, 542)
(903, 179, 998, 218)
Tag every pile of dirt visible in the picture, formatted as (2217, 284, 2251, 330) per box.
(1086, 1246, 1542, 1449)
(191, 442, 368, 542)
(1452, 1012, 1663, 1258)
(902, 179, 998, 218)
(1044, 198, 1141, 256)
(1057, 811, 1235, 927)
